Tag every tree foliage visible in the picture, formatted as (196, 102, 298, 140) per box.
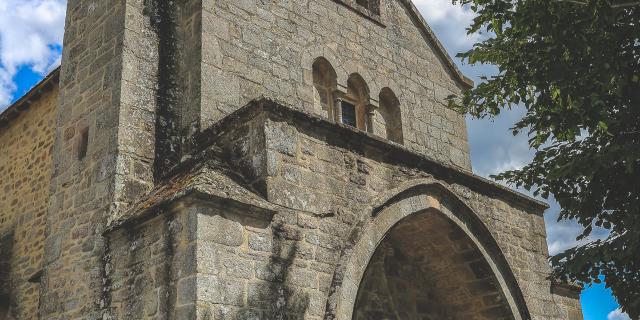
(448, 0, 640, 316)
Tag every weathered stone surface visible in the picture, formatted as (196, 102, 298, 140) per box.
(0, 76, 57, 319)
(199, 214, 245, 247)
(0, 0, 583, 319)
(198, 274, 245, 306)
(248, 231, 273, 252)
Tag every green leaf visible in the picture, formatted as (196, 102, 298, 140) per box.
(446, 0, 640, 315)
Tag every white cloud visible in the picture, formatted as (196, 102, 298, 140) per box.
(544, 198, 609, 256)
(465, 107, 534, 178)
(413, 0, 484, 53)
(608, 309, 631, 320)
(0, 0, 66, 109)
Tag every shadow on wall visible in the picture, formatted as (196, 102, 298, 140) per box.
(0, 231, 13, 318)
(239, 221, 310, 319)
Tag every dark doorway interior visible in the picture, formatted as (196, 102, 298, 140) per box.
(353, 211, 515, 320)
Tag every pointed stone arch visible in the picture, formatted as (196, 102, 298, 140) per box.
(325, 180, 531, 320)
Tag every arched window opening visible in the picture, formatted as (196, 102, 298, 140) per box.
(355, 0, 380, 15)
(312, 58, 338, 121)
(340, 74, 371, 131)
(378, 88, 404, 144)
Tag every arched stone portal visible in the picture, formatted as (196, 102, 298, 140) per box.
(353, 210, 514, 320)
(328, 181, 530, 320)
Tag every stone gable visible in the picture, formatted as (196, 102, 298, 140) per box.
(197, 0, 472, 170)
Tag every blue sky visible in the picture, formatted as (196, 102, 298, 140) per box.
(0, 0, 628, 319)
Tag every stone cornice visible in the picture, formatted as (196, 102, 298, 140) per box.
(551, 280, 583, 299)
(400, 0, 474, 88)
(195, 98, 549, 214)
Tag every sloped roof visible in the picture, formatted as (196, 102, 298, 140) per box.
(0, 67, 60, 129)
(107, 149, 279, 231)
(400, 0, 474, 88)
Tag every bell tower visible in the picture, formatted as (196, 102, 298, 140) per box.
(40, 0, 201, 317)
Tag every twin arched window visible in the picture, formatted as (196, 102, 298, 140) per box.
(312, 57, 403, 144)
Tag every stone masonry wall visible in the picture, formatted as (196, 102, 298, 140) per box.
(188, 199, 333, 319)
(200, 0, 472, 170)
(41, 0, 127, 316)
(551, 287, 584, 320)
(261, 114, 575, 319)
(188, 104, 580, 319)
(41, 0, 165, 317)
(0, 84, 58, 319)
(107, 203, 196, 319)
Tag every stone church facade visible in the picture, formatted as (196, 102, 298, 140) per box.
(0, 0, 584, 319)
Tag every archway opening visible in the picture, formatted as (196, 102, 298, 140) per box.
(312, 57, 338, 120)
(353, 210, 515, 320)
(378, 87, 403, 144)
(341, 73, 371, 131)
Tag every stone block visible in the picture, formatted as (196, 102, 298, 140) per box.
(221, 253, 254, 279)
(198, 275, 245, 306)
(177, 277, 197, 306)
(248, 232, 273, 253)
(199, 214, 244, 247)
(265, 121, 299, 157)
(197, 242, 220, 275)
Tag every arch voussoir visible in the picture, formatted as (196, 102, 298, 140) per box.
(327, 180, 531, 320)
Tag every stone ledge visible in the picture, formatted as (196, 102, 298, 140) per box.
(105, 159, 279, 233)
(195, 98, 549, 214)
